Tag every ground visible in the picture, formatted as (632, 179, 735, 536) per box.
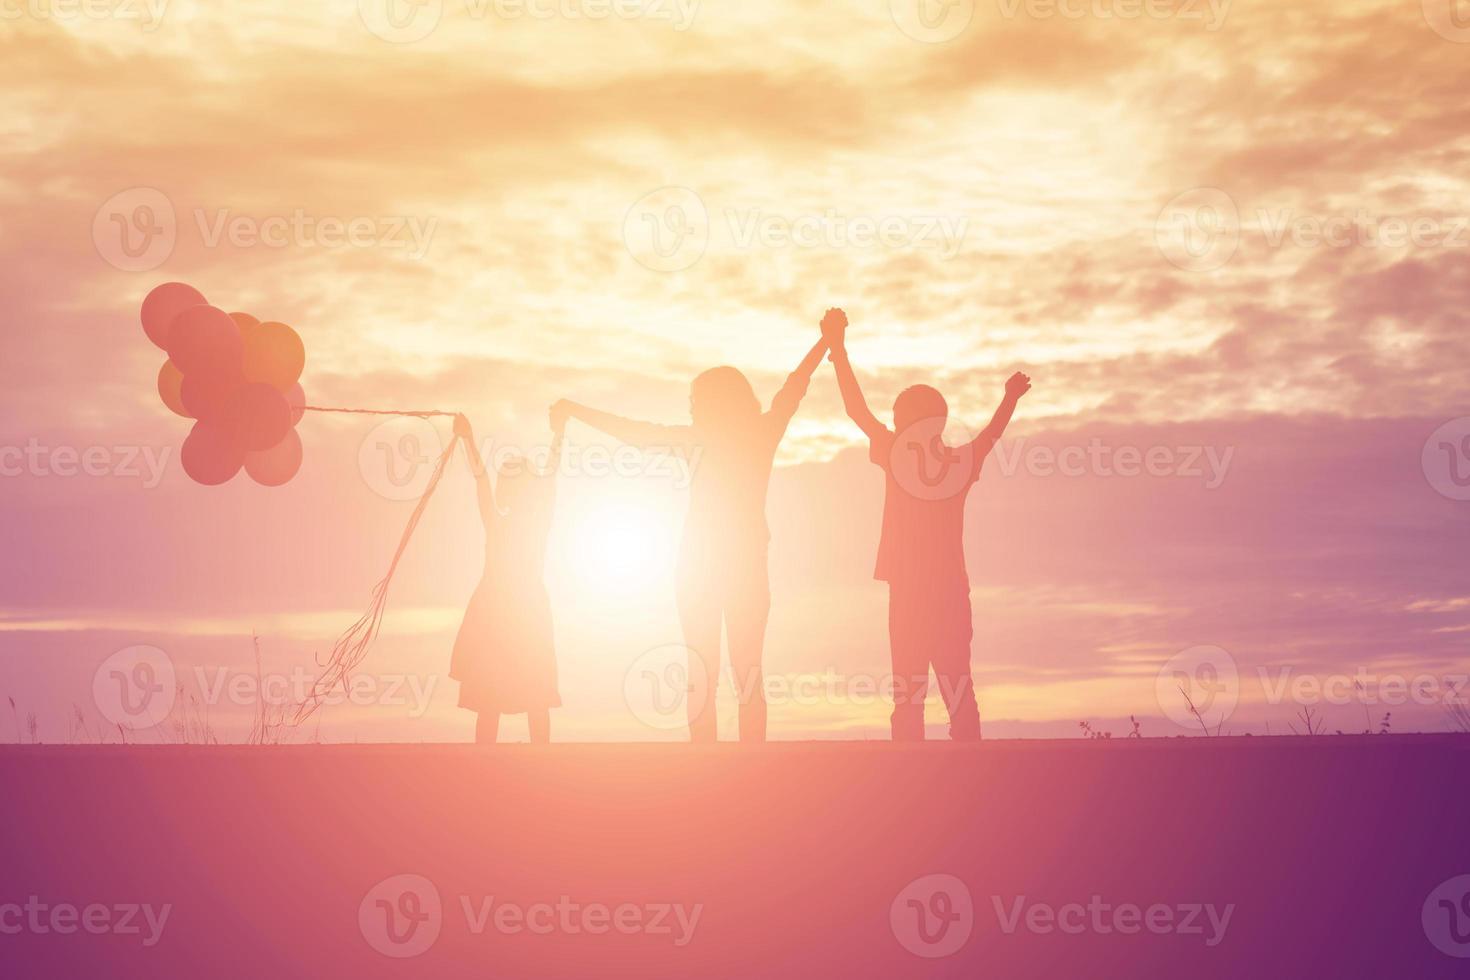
(3, 736, 1469, 977)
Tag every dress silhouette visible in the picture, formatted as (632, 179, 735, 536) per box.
(557, 328, 829, 742)
(450, 413, 562, 744)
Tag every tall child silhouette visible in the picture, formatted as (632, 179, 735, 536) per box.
(450, 411, 564, 744)
(556, 326, 829, 742)
(822, 308, 1031, 741)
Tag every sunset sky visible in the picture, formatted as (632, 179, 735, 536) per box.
(3, 0, 1469, 741)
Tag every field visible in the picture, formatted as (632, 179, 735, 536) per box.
(4, 736, 1469, 978)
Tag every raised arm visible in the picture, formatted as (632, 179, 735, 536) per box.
(545, 404, 567, 475)
(974, 372, 1032, 450)
(454, 414, 496, 523)
(555, 399, 694, 450)
(767, 332, 831, 429)
(823, 309, 888, 442)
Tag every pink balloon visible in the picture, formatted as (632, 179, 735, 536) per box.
(285, 383, 306, 426)
(181, 420, 244, 486)
(227, 382, 292, 452)
(140, 282, 206, 351)
(179, 367, 244, 422)
(168, 305, 243, 378)
(244, 429, 303, 487)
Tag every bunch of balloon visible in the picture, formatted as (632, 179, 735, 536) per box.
(142, 282, 307, 486)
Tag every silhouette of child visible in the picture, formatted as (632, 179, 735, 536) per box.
(555, 329, 829, 742)
(821, 308, 1031, 741)
(450, 411, 564, 744)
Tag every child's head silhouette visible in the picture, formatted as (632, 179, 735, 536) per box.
(690, 366, 761, 431)
(893, 384, 947, 432)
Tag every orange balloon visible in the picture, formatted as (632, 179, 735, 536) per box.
(157, 360, 190, 418)
(242, 321, 305, 390)
(244, 429, 302, 487)
(230, 311, 260, 338)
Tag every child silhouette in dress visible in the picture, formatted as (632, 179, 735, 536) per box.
(450, 410, 564, 743)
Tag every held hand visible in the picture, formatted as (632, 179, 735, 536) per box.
(452, 413, 473, 440)
(1005, 371, 1032, 399)
(820, 307, 848, 348)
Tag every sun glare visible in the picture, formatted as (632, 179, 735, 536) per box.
(550, 492, 678, 596)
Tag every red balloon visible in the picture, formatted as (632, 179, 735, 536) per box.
(141, 282, 206, 351)
(157, 361, 190, 418)
(242, 321, 305, 390)
(168, 305, 243, 378)
(180, 367, 244, 422)
(181, 420, 244, 486)
(285, 383, 306, 426)
(227, 382, 292, 451)
(244, 429, 302, 487)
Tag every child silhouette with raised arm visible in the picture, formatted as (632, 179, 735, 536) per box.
(450, 410, 565, 744)
(555, 327, 829, 742)
(821, 308, 1031, 741)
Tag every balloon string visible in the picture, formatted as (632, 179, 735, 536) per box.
(303, 405, 456, 419)
(290, 429, 463, 728)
